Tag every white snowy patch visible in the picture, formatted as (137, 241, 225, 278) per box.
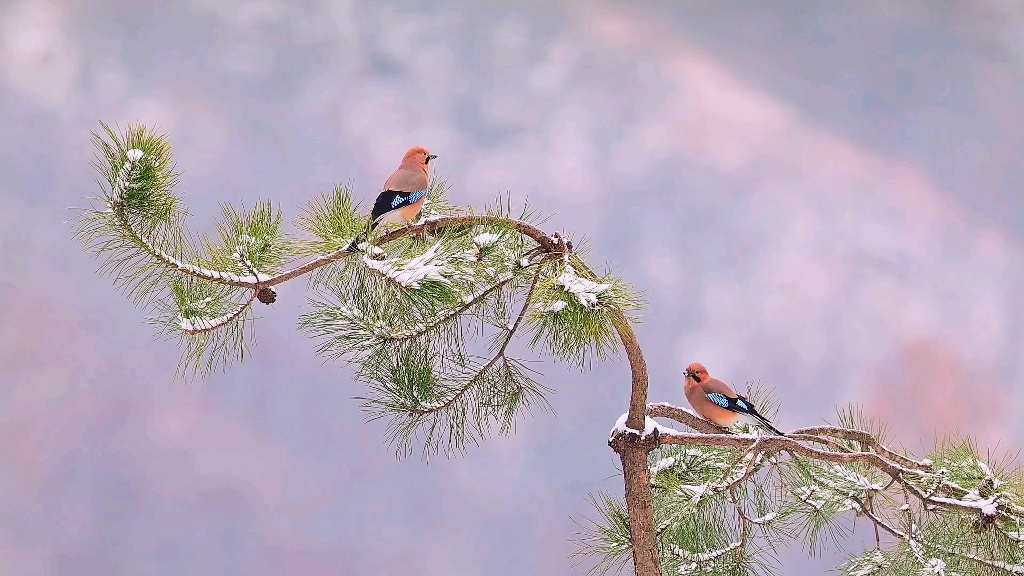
(179, 312, 237, 333)
(837, 499, 861, 513)
(977, 459, 993, 476)
(473, 232, 500, 249)
(796, 485, 828, 510)
(650, 456, 679, 476)
(126, 148, 144, 162)
(356, 242, 387, 258)
(335, 301, 363, 320)
(544, 300, 568, 313)
(191, 296, 216, 311)
(673, 540, 741, 573)
(137, 234, 267, 284)
(921, 558, 946, 576)
(363, 242, 450, 288)
(608, 412, 680, 441)
(556, 265, 611, 307)
(177, 294, 253, 333)
(749, 511, 778, 524)
(232, 234, 270, 277)
(844, 550, 887, 576)
(520, 254, 540, 268)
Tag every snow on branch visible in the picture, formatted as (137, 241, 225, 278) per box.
(608, 412, 683, 442)
(112, 206, 271, 286)
(178, 292, 257, 335)
(362, 242, 450, 288)
(556, 264, 611, 308)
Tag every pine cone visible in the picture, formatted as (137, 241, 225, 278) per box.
(257, 286, 277, 304)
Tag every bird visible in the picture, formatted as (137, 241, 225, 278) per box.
(346, 146, 437, 251)
(683, 362, 785, 436)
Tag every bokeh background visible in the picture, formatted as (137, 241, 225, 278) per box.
(3, 0, 1024, 573)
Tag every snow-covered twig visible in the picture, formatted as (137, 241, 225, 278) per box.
(178, 292, 257, 335)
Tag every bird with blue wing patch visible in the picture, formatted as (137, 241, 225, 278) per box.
(346, 146, 437, 251)
(683, 362, 785, 436)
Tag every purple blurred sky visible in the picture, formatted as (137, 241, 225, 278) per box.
(3, 0, 1024, 574)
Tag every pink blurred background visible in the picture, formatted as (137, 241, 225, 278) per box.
(3, 0, 1024, 573)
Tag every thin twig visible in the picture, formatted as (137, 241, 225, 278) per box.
(407, 267, 543, 417)
(180, 291, 258, 335)
(385, 275, 517, 343)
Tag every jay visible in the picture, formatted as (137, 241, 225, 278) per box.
(684, 362, 785, 436)
(347, 146, 437, 250)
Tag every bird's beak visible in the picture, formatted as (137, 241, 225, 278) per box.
(426, 154, 437, 164)
(683, 370, 701, 383)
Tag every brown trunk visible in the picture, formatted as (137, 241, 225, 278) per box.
(619, 440, 662, 576)
(609, 312, 662, 576)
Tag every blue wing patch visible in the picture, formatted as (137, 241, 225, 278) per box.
(707, 392, 730, 408)
(372, 189, 431, 227)
(391, 189, 426, 209)
(736, 399, 749, 410)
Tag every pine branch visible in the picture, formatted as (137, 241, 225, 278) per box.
(248, 215, 572, 289)
(179, 292, 258, 335)
(381, 275, 516, 344)
(407, 267, 542, 417)
(588, 402, 1024, 575)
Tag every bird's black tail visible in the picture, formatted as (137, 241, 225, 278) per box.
(755, 415, 786, 437)
(344, 231, 367, 253)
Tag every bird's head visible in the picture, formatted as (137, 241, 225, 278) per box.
(402, 146, 438, 168)
(684, 362, 708, 383)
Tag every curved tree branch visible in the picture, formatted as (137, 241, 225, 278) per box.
(112, 211, 567, 289)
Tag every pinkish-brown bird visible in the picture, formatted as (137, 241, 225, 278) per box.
(369, 146, 436, 229)
(346, 146, 437, 252)
(684, 362, 785, 436)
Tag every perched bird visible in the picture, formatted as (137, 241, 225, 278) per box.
(347, 146, 437, 251)
(683, 362, 785, 436)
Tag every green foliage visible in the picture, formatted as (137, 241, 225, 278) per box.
(577, 440, 786, 575)
(72, 123, 298, 378)
(203, 200, 289, 276)
(293, 181, 367, 258)
(146, 277, 256, 377)
(297, 198, 557, 458)
(572, 493, 634, 576)
(73, 121, 1024, 576)
(73, 121, 189, 308)
(527, 258, 643, 369)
